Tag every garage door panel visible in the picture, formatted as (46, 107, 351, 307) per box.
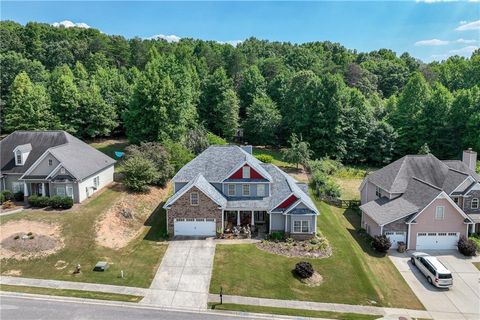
(174, 218, 216, 236)
(416, 232, 459, 250)
(384, 231, 406, 249)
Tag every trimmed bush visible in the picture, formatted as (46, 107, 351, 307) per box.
(0, 193, 4, 204)
(269, 231, 285, 241)
(50, 196, 74, 209)
(458, 236, 477, 256)
(207, 132, 227, 145)
(122, 155, 160, 192)
(14, 191, 24, 201)
(1, 190, 14, 201)
(371, 235, 392, 253)
(255, 154, 273, 163)
(294, 261, 314, 279)
(28, 195, 51, 208)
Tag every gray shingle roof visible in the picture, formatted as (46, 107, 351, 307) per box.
(172, 145, 272, 182)
(1, 131, 115, 180)
(14, 143, 32, 153)
(360, 177, 442, 225)
(164, 173, 227, 208)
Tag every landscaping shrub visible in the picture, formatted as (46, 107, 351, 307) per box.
(255, 154, 273, 163)
(122, 155, 160, 192)
(50, 196, 74, 209)
(269, 231, 285, 241)
(14, 191, 24, 201)
(294, 261, 314, 279)
(0, 193, 4, 204)
(307, 158, 342, 175)
(163, 139, 195, 172)
(371, 235, 392, 253)
(310, 170, 341, 198)
(469, 235, 480, 252)
(2, 200, 15, 209)
(458, 236, 477, 256)
(207, 132, 227, 145)
(28, 195, 51, 208)
(1, 190, 14, 201)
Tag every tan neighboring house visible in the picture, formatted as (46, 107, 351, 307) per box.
(360, 149, 478, 250)
(163, 145, 319, 238)
(0, 131, 115, 203)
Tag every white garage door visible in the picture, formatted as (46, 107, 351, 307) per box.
(174, 218, 216, 236)
(416, 232, 459, 250)
(384, 231, 406, 249)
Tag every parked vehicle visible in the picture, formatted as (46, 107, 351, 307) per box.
(411, 252, 453, 288)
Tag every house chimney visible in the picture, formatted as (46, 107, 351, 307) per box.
(462, 148, 477, 172)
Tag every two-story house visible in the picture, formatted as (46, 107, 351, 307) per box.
(359, 149, 478, 250)
(163, 145, 319, 238)
(0, 131, 116, 203)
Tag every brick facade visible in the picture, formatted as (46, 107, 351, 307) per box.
(166, 186, 223, 235)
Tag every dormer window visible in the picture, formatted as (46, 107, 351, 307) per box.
(472, 198, 479, 209)
(48, 159, 53, 166)
(15, 151, 22, 165)
(242, 166, 250, 179)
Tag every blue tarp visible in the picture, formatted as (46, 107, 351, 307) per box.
(114, 151, 125, 158)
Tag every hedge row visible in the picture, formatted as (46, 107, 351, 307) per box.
(28, 195, 74, 209)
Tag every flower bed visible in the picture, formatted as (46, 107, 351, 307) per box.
(256, 236, 332, 258)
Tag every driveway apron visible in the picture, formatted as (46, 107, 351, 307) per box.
(140, 237, 216, 310)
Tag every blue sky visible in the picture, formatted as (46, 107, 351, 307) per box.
(1, 1, 479, 62)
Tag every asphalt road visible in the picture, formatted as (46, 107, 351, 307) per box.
(0, 294, 285, 320)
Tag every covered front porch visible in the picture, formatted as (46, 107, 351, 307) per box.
(223, 210, 269, 236)
(21, 180, 75, 200)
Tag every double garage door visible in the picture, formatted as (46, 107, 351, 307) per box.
(416, 232, 459, 250)
(174, 218, 216, 236)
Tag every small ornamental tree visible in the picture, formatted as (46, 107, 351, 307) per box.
(372, 235, 392, 253)
(122, 156, 160, 192)
(282, 134, 312, 170)
(294, 261, 314, 279)
(458, 236, 477, 256)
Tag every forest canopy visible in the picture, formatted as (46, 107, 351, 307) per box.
(1, 21, 479, 165)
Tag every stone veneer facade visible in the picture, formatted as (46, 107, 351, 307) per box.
(166, 186, 223, 235)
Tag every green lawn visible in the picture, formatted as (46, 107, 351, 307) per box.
(252, 147, 295, 168)
(89, 138, 129, 160)
(210, 199, 423, 309)
(0, 186, 167, 288)
(209, 303, 378, 320)
(0, 284, 142, 302)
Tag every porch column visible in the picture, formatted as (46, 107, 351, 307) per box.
(284, 215, 288, 232)
(41, 183, 45, 197)
(251, 211, 255, 226)
(237, 211, 240, 226)
(23, 182, 29, 196)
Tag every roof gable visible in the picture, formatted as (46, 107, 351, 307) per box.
(227, 163, 267, 180)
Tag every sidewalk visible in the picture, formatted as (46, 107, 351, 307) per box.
(0, 276, 148, 296)
(208, 294, 432, 319)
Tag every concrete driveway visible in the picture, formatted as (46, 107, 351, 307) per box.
(140, 237, 216, 310)
(389, 250, 480, 320)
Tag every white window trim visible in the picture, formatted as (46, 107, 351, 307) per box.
(66, 186, 74, 199)
(242, 184, 250, 196)
(292, 219, 310, 234)
(15, 151, 23, 166)
(228, 184, 236, 196)
(472, 198, 479, 209)
(435, 206, 445, 220)
(190, 192, 199, 206)
(375, 186, 382, 198)
(93, 176, 100, 188)
(257, 184, 265, 197)
(242, 166, 250, 179)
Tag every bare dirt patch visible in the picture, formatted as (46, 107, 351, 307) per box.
(2, 269, 22, 276)
(95, 184, 169, 249)
(54, 260, 69, 270)
(0, 220, 64, 260)
(300, 271, 323, 287)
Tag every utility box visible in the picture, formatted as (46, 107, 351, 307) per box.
(93, 261, 109, 272)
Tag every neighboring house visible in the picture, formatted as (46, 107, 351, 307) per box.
(360, 149, 478, 250)
(163, 145, 319, 238)
(0, 131, 115, 203)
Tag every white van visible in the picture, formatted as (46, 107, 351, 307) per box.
(411, 252, 453, 288)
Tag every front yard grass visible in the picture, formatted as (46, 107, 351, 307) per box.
(210, 200, 423, 309)
(0, 186, 167, 288)
(208, 303, 378, 320)
(0, 284, 142, 302)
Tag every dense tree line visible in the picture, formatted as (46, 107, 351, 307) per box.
(1, 21, 479, 164)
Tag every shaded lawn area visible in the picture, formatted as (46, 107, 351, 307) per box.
(0, 186, 167, 288)
(210, 200, 423, 309)
(252, 147, 294, 168)
(89, 138, 129, 160)
(0, 284, 142, 302)
(473, 262, 480, 271)
(209, 303, 378, 320)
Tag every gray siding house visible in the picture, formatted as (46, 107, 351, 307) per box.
(1, 131, 115, 203)
(163, 145, 319, 238)
(359, 149, 478, 250)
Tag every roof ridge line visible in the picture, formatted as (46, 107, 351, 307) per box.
(411, 176, 443, 191)
(448, 167, 469, 176)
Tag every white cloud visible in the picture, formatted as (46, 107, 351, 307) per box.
(415, 39, 449, 46)
(52, 20, 90, 29)
(455, 20, 480, 31)
(456, 38, 477, 44)
(459, 21, 467, 25)
(147, 34, 182, 42)
(449, 45, 478, 55)
(217, 40, 243, 47)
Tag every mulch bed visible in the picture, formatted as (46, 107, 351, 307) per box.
(256, 239, 332, 259)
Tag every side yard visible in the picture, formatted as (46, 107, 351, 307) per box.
(0, 184, 168, 288)
(210, 199, 423, 309)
